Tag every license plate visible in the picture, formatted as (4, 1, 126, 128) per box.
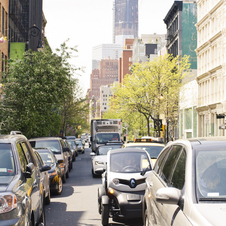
(127, 194, 141, 201)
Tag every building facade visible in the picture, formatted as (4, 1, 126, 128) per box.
(100, 86, 113, 117)
(113, 0, 138, 44)
(92, 44, 122, 70)
(164, 0, 198, 140)
(118, 38, 134, 84)
(196, 0, 226, 137)
(89, 59, 118, 102)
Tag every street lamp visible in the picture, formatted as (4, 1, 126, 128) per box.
(27, 24, 43, 51)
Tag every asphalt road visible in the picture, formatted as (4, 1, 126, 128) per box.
(45, 145, 143, 226)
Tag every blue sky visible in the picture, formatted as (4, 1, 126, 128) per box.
(43, 0, 174, 96)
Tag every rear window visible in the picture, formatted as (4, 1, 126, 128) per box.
(0, 144, 15, 177)
(30, 140, 61, 154)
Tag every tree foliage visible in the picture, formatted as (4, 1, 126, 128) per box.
(106, 54, 191, 137)
(0, 42, 89, 138)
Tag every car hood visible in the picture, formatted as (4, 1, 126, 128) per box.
(191, 204, 226, 226)
(93, 155, 107, 162)
(0, 176, 14, 192)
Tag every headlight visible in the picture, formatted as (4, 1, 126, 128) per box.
(0, 194, 17, 213)
(95, 161, 104, 165)
(108, 188, 114, 194)
(112, 178, 119, 185)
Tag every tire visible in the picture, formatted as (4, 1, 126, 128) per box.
(45, 191, 50, 205)
(101, 203, 109, 226)
(66, 169, 69, 178)
(62, 171, 66, 183)
(71, 161, 73, 170)
(92, 169, 98, 178)
(55, 176, 63, 195)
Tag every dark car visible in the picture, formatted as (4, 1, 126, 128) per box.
(0, 132, 48, 226)
(33, 150, 51, 205)
(29, 137, 70, 183)
(35, 148, 63, 195)
(63, 139, 73, 171)
(65, 138, 78, 160)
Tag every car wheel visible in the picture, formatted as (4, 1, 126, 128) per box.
(45, 191, 50, 205)
(71, 161, 73, 169)
(101, 203, 109, 226)
(82, 150, 85, 154)
(62, 172, 66, 183)
(92, 169, 98, 178)
(56, 176, 63, 195)
(66, 169, 69, 178)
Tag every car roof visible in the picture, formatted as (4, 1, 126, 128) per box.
(0, 134, 27, 143)
(110, 147, 147, 154)
(125, 142, 165, 147)
(29, 137, 62, 141)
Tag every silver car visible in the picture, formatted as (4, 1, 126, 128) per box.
(90, 142, 123, 178)
(143, 137, 226, 226)
(98, 148, 152, 225)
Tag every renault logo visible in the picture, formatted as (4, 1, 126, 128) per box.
(130, 179, 136, 188)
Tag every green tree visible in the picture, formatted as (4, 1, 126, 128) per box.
(108, 54, 191, 137)
(0, 42, 81, 138)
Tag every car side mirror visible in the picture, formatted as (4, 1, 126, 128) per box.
(40, 165, 51, 172)
(63, 147, 70, 153)
(155, 187, 181, 205)
(24, 162, 35, 178)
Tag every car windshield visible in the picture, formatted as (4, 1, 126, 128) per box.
(76, 141, 82, 145)
(196, 149, 226, 200)
(0, 144, 15, 180)
(30, 140, 61, 154)
(110, 152, 151, 173)
(38, 151, 55, 166)
(96, 133, 120, 143)
(97, 146, 121, 155)
(125, 146, 164, 159)
(67, 140, 76, 146)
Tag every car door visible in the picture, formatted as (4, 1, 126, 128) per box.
(19, 141, 42, 223)
(147, 145, 184, 226)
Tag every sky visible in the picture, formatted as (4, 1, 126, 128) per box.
(43, 0, 174, 96)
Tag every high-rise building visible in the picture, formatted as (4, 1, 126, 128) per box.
(113, 0, 138, 44)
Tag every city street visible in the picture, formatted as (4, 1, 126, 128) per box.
(45, 145, 143, 226)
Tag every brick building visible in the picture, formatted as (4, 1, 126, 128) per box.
(118, 38, 134, 84)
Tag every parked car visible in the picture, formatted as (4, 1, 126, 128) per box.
(0, 131, 48, 226)
(29, 137, 70, 183)
(143, 137, 226, 226)
(98, 148, 152, 225)
(122, 137, 165, 166)
(35, 148, 63, 195)
(64, 137, 78, 160)
(76, 139, 85, 154)
(90, 141, 123, 178)
(33, 150, 51, 205)
(63, 139, 73, 171)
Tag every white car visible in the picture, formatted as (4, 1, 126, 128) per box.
(143, 137, 226, 226)
(90, 142, 123, 178)
(98, 148, 152, 225)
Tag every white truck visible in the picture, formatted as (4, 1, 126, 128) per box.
(91, 119, 123, 152)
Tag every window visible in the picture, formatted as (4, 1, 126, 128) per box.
(160, 145, 183, 185)
(2, 7, 4, 35)
(171, 150, 186, 189)
(16, 143, 28, 172)
(154, 147, 169, 173)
